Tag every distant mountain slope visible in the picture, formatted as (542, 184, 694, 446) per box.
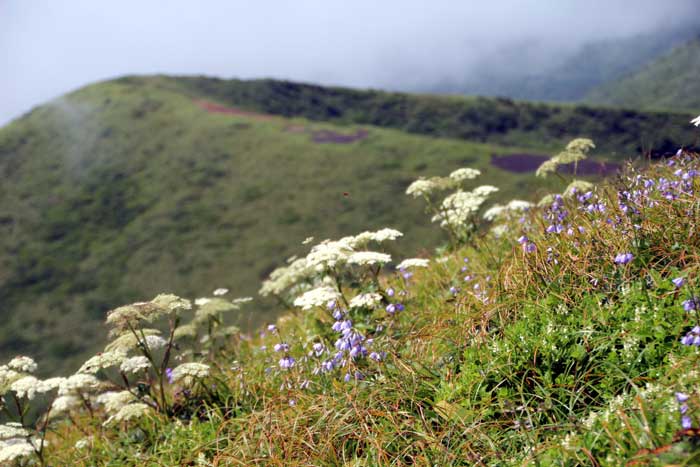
(437, 25, 699, 102)
(585, 37, 700, 112)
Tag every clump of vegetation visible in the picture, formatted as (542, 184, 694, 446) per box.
(4, 135, 700, 465)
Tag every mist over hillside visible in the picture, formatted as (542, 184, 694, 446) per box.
(585, 36, 700, 112)
(433, 25, 700, 102)
(3, 1, 700, 126)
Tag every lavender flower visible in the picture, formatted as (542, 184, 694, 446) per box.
(613, 252, 634, 265)
(675, 392, 694, 429)
(682, 415, 693, 429)
(673, 277, 686, 288)
(273, 343, 290, 353)
(278, 356, 295, 369)
(683, 298, 699, 312)
(681, 326, 700, 346)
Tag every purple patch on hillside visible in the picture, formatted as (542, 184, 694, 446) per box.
(491, 153, 620, 176)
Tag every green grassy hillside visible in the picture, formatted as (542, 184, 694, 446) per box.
(0, 75, 697, 377)
(165, 75, 697, 156)
(3, 148, 700, 466)
(0, 77, 569, 375)
(586, 37, 700, 112)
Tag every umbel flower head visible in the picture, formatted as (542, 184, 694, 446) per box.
(194, 298, 240, 322)
(405, 177, 450, 198)
(104, 402, 153, 426)
(78, 350, 127, 374)
(106, 294, 191, 333)
(347, 228, 403, 248)
(0, 442, 35, 464)
(170, 362, 210, 385)
(105, 329, 162, 352)
(7, 356, 37, 374)
(58, 373, 102, 396)
(483, 199, 533, 221)
(0, 423, 29, 440)
(449, 168, 481, 182)
(96, 391, 138, 415)
(349, 293, 383, 309)
(396, 258, 430, 269)
(259, 256, 313, 297)
(293, 286, 341, 310)
(347, 251, 392, 266)
(536, 138, 595, 177)
(119, 356, 151, 374)
(432, 186, 498, 230)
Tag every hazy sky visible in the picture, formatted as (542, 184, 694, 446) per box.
(2, 0, 699, 125)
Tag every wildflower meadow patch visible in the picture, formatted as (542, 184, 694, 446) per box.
(4, 132, 700, 465)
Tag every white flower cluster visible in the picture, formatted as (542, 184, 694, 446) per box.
(406, 167, 481, 198)
(51, 395, 80, 416)
(193, 298, 239, 322)
(78, 350, 127, 374)
(119, 356, 151, 374)
(7, 356, 37, 374)
(106, 294, 191, 332)
(261, 228, 403, 300)
(170, 363, 210, 385)
(432, 186, 499, 229)
(405, 178, 442, 198)
(105, 329, 163, 352)
(96, 391, 138, 414)
(396, 258, 430, 270)
(348, 228, 403, 247)
(0, 366, 22, 393)
(0, 441, 35, 464)
(483, 199, 533, 221)
(349, 293, 383, 309)
(259, 256, 314, 297)
(0, 423, 28, 440)
(58, 374, 101, 396)
(449, 168, 481, 182)
(536, 138, 595, 177)
(104, 402, 153, 426)
(347, 251, 392, 266)
(306, 239, 354, 270)
(293, 286, 341, 310)
(11, 376, 42, 400)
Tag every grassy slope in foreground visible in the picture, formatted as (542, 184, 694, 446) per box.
(586, 37, 700, 113)
(0, 77, 567, 375)
(26, 151, 700, 466)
